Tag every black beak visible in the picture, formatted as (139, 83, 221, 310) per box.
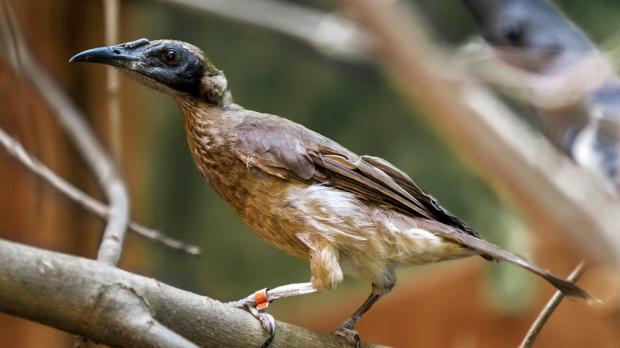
(69, 38, 151, 69)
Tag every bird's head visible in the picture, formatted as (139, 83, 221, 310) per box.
(463, 0, 593, 72)
(70, 38, 231, 106)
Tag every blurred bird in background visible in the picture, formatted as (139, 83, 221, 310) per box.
(71, 38, 593, 347)
(463, 0, 620, 195)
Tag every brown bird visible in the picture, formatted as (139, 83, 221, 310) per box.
(71, 38, 594, 347)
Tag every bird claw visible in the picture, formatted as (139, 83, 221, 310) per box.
(334, 326, 361, 348)
(228, 289, 275, 347)
(255, 311, 275, 348)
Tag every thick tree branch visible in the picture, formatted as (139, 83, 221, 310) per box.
(336, 0, 620, 263)
(103, 0, 122, 162)
(152, 0, 370, 62)
(0, 238, 384, 348)
(0, 125, 200, 255)
(0, 0, 129, 265)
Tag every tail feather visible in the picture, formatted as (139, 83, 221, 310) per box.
(417, 220, 598, 303)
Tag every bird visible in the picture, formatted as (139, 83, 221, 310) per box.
(463, 0, 620, 195)
(70, 38, 594, 347)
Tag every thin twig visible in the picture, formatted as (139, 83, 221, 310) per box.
(0, 126, 200, 255)
(104, 0, 122, 162)
(153, 0, 370, 61)
(0, 0, 129, 265)
(519, 262, 587, 348)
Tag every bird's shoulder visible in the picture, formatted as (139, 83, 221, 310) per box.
(231, 110, 355, 180)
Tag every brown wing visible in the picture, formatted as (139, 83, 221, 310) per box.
(234, 122, 317, 181)
(234, 119, 480, 238)
(359, 155, 484, 239)
(300, 145, 483, 239)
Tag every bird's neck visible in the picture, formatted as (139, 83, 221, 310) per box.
(175, 95, 231, 132)
(198, 73, 233, 107)
(175, 94, 244, 153)
(174, 95, 236, 181)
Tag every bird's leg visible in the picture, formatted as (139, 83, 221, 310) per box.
(228, 282, 317, 347)
(229, 241, 339, 346)
(334, 270, 396, 347)
(333, 288, 383, 347)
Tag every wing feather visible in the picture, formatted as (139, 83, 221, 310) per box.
(234, 120, 478, 237)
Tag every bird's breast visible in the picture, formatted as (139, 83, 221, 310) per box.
(190, 145, 313, 257)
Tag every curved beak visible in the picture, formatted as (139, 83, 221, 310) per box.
(69, 38, 150, 69)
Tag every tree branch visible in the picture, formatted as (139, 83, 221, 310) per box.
(519, 262, 586, 348)
(336, 0, 620, 263)
(0, 126, 200, 255)
(0, 238, 385, 348)
(103, 0, 122, 162)
(152, 0, 370, 62)
(0, 0, 129, 265)
(457, 41, 615, 111)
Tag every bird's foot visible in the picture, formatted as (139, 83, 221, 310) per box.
(334, 325, 361, 348)
(228, 288, 275, 348)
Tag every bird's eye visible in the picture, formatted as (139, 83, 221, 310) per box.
(502, 22, 525, 45)
(162, 49, 180, 66)
(502, 21, 524, 45)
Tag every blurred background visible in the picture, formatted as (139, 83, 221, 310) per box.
(0, 0, 618, 347)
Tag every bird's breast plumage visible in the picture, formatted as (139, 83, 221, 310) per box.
(178, 98, 313, 257)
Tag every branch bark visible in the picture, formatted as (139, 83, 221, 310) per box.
(103, 0, 122, 162)
(153, 0, 370, 61)
(0, 238, 384, 348)
(0, 0, 129, 265)
(336, 0, 620, 263)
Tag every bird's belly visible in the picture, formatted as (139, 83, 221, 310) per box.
(225, 175, 473, 282)
(283, 185, 472, 278)
(572, 123, 619, 194)
(381, 227, 474, 265)
(229, 177, 314, 259)
(230, 180, 374, 261)
(573, 125, 603, 173)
